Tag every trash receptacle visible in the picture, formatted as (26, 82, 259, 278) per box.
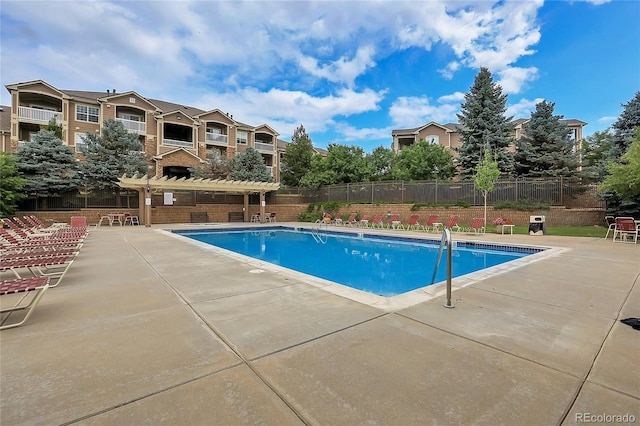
(529, 215, 545, 235)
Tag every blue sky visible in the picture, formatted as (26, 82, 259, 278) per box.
(1, 0, 638, 152)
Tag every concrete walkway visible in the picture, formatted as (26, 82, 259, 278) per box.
(1, 223, 638, 425)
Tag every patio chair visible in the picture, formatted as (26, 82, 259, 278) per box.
(268, 212, 277, 223)
(123, 213, 140, 226)
(604, 216, 616, 240)
(404, 214, 424, 231)
(468, 218, 485, 234)
(613, 217, 638, 244)
(333, 213, 344, 225)
(0, 276, 51, 330)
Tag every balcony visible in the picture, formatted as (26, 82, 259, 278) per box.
(205, 132, 228, 145)
(255, 141, 274, 152)
(18, 106, 63, 124)
(163, 138, 194, 148)
(116, 118, 146, 134)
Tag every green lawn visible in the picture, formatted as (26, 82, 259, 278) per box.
(508, 226, 608, 238)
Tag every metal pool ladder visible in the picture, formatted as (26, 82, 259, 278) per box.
(431, 229, 455, 308)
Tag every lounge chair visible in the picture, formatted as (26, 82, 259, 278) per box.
(444, 215, 461, 232)
(268, 212, 277, 223)
(424, 214, 440, 232)
(613, 217, 638, 244)
(333, 213, 344, 226)
(1, 254, 76, 286)
(405, 214, 425, 231)
(388, 214, 403, 229)
(356, 215, 370, 227)
(468, 218, 485, 234)
(370, 214, 385, 228)
(344, 213, 358, 226)
(0, 277, 51, 330)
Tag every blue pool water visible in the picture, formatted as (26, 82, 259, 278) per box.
(175, 227, 540, 297)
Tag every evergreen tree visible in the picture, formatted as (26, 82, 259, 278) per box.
(390, 139, 455, 181)
(514, 101, 578, 178)
(0, 152, 26, 216)
(192, 149, 232, 180)
(456, 67, 515, 178)
(230, 147, 273, 182)
(579, 129, 615, 182)
(80, 119, 149, 191)
(611, 91, 640, 158)
(280, 124, 314, 186)
(41, 117, 63, 139)
(16, 130, 82, 199)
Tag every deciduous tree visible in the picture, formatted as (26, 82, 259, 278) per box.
(390, 140, 455, 181)
(280, 124, 315, 186)
(474, 148, 501, 226)
(0, 152, 25, 216)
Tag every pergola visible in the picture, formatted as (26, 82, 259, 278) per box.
(118, 174, 281, 226)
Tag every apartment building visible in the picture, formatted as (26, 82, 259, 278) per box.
(391, 118, 587, 155)
(2, 80, 281, 180)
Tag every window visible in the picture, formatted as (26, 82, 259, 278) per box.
(206, 127, 221, 134)
(75, 133, 87, 153)
(76, 105, 99, 123)
(237, 131, 248, 144)
(425, 135, 439, 145)
(118, 113, 140, 121)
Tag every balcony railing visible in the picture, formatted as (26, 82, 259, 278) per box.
(18, 106, 63, 123)
(116, 118, 146, 134)
(163, 138, 194, 148)
(255, 141, 274, 152)
(205, 132, 228, 144)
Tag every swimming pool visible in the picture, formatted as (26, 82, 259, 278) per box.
(174, 227, 543, 297)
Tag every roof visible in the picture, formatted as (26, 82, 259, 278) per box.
(118, 174, 280, 193)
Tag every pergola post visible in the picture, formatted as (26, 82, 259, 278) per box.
(259, 191, 266, 223)
(243, 192, 249, 222)
(145, 183, 152, 227)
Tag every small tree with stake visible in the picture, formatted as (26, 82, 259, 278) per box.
(474, 148, 501, 227)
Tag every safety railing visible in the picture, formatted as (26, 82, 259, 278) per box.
(431, 229, 454, 308)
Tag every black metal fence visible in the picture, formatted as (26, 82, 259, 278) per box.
(276, 178, 604, 208)
(16, 178, 604, 211)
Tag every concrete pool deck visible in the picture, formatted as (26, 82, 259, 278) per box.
(1, 223, 638, 425)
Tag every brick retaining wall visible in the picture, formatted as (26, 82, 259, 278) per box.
(18, 204, 606, 227)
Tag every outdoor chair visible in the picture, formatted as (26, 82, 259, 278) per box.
(370, 214, 385, 228)
(405, 214, 425, 231)
(613, 217, 638, 244)
(468, 218, 485, 234)
(0, 277, 51, 330)
(444, 215, 461, 232)
(604, 215, 616, 240)
(424, 215, 440, 232)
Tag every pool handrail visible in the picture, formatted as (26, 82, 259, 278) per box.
(431, 229, 454, 308)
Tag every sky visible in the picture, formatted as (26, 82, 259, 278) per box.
(1, 0, 638, 152)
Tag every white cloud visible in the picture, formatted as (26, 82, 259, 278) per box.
(389, 96, 460, 128)
(496, 67, 539, 94)
(506, 97, 545, 119)
(597, 116, 617, 123)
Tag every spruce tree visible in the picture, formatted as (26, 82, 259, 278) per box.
(281, 124, 314, 186)
(456, 67, 515, 179)
(16, 130, 82, 198)
(80, 119, 149, 190)
(514, 101, 578, 178)
(611, 91, 640, 158)
(230, 147, 273, 182)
